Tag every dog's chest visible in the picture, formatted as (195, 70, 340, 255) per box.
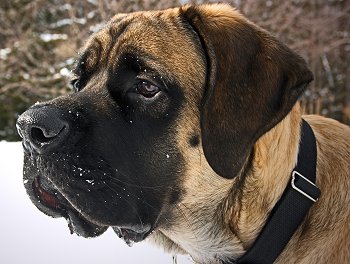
(160, 224, 243, 264)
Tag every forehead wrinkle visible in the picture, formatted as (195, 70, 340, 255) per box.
(77, 8, 206, 101)
(77, 16, 135, 75)
(114, 45, 177, 85)
(113, 15, 204, 85)
(85, 70, 108, 91)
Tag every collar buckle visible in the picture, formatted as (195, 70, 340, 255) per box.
(291, 171, 320, 202)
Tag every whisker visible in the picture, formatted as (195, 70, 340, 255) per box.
(97, 158, 176, 189)
(107, 181, 173, 225)
(104, 184, 145, 229)
(104, 173, 170, 190)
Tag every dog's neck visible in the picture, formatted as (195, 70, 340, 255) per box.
(225, 103, 302, 250)
(155, 104, 303, 264)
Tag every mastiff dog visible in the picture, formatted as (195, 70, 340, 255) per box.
(16, 4, 350, 264)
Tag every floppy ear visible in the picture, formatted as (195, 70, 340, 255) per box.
(181, 4, 313, 179)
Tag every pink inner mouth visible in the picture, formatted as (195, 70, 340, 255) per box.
(31, 177, 150, 240)
(32, 177, 63, 210)
(31, 177, 108, 237)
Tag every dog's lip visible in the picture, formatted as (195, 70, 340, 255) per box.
(33, 177, 65, 212)
(32, 177, 108, 237)
(112, 225, 153, 246)
(31, 176, 155, 242)
(65, 207, 108, 237)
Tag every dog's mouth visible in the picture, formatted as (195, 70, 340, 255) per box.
(113, 226, 152, 246)
(31, 176, 153, 244)
(32, 177, 109, 237)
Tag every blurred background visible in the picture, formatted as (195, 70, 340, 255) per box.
(0, 0, 349, 141)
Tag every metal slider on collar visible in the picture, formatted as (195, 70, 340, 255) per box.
(291, 171, 321, 202)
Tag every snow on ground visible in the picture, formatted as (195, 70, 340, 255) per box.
(0, 141, 192, 264)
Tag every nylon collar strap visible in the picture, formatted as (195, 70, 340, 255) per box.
(225, 119, 321, 264)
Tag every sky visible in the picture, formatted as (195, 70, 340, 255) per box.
(0, 141, 192, 264)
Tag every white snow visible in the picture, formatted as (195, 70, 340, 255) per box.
(49, 18, 87, 28)
(59, 67, 71, 77)
(0, 141, 192, 264)
(0, 47, 11, 60)
(39, 33, 68, 42)
(89, 22, 105, 33)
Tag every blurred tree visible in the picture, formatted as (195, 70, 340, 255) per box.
(0, 0, 349, 141)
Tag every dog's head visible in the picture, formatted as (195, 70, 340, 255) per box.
(16, 4, 312, 250)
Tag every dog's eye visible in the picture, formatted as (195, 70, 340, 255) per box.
(136, 81, 160, 98)
(70, 79, 81, 92)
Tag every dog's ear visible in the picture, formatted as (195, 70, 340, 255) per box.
(181, 4, 313, 179)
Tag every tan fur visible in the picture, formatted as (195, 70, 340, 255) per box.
(148, 103, 350, 264)
(77, 3, 350, 263)
(276, 115, 350, 264)
(146, 5, 350, 264)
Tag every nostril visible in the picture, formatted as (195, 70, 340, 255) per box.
(31, 127, 59, 143)
(17, 106, 70, 153)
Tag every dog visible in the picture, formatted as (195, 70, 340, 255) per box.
(16, 4, 350, 264)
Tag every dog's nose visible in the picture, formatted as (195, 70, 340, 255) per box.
(16, 106, 69, 154)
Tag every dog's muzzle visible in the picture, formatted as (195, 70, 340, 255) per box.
(16, 105, 155, 244)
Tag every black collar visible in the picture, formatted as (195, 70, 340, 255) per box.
(225, 119, 321, 264)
